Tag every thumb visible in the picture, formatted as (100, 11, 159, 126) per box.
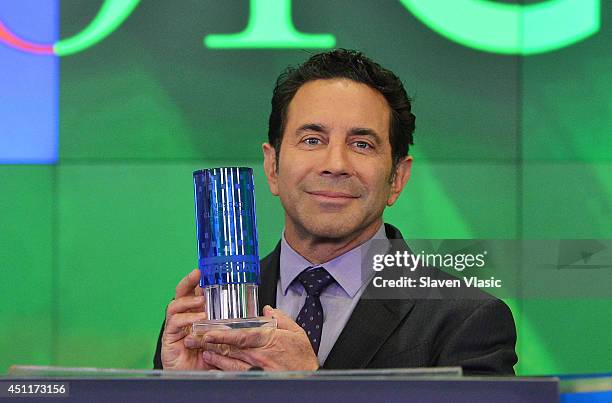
(263, 305, 302, 332)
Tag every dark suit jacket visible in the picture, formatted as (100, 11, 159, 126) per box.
(154, 224, 517, 374)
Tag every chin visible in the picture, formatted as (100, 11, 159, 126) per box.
(301, 219, 361, 240)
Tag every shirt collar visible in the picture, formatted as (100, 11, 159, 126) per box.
(279, 223, 387, 298)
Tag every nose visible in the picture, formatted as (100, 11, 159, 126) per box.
(319, 140, 353, 178)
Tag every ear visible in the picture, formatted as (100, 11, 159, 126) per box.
(386, 155, 413, 206)
(262, 143, 279, 196)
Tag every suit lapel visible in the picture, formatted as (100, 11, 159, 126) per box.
(323, 223, 416, 369)
(258, 241, 281, 313)
(322, 295, 415, 369)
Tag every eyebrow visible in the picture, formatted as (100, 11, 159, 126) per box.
(348, 127, 383, 145)
(295, 123, 329, 135)
(295, 124, 383, 145)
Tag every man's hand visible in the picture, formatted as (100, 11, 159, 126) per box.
(183, 306, 319, 371)
(161, 269, 216, 371)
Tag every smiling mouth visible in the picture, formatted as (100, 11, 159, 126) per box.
(307, 190, 359, 200)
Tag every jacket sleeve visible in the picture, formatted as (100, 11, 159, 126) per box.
(153, 318, 166, 369)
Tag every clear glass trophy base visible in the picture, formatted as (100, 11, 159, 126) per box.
(191, 283, 276, 335)
(192, 317, 277, 335)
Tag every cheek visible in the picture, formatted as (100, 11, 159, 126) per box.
(278, 156, 310, 187)
(363, 171, 392, 200)
(275, 165, 304, 201)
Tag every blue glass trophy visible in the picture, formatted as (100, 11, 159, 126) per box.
(191, 167, 276, 334)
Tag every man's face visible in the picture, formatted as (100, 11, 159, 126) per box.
(263, 78, 411, 240)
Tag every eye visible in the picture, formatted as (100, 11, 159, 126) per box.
(354, 141, 372, 149)
(303, 137, 321, 146)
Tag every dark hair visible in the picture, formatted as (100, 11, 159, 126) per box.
(268, 49, 415, 170)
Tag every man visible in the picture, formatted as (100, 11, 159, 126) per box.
(154, 49, 517, 374)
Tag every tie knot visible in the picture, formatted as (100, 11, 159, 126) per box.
(297, 267, 335, 297)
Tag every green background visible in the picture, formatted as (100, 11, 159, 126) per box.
(1, 0, 611, 374)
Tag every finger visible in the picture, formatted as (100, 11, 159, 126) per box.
(164, 312, 208, 343)
(183, 337, 261, 368)
(263, 305, 302, 333)
(202, 342, 232, 356)
(203, 328, 272, 349)
(183, 334, 204, 349)
(183, 337, 236, 356)
(202, 351, 252, 372)
(166, 296, 205, 317)
(203, 342, 255, 364)
(175, 269, 201, 298)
